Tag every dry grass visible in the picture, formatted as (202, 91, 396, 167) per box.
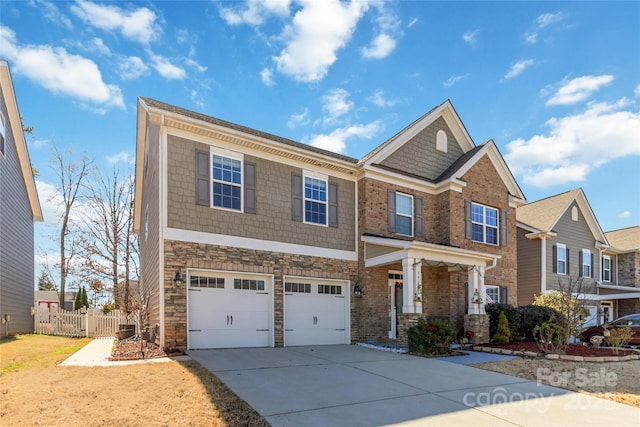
(471, 357, 640, 408)
(0, 335, 269, 427)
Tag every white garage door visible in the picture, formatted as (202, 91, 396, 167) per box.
(284, 278, 349, 346)
(188, 272, 272, 349)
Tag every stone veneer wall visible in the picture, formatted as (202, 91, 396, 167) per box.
(163, 239, 357, 350)
(617, 252, 640, 287)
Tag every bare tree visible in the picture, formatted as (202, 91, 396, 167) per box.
(77, 165, 137, 311)
(51, 147, 91, 307)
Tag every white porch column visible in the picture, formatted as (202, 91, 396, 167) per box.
(467, 266, 486, 315)
(402, 257, 416, 314)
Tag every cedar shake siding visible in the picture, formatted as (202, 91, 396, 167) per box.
(166, 135, 355, 252)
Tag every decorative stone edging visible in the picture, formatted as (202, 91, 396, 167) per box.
(473, 346, 640, 362)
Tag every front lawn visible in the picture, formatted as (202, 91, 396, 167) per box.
(0, 335, 268, 426)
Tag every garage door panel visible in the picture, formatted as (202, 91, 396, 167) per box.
(284, 280, 348, 346)
(188, 273, 272, 349)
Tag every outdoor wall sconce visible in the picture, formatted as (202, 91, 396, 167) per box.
(472, 289, 482, 304)
(353, 282, 363, 297)
(174, 269, 185, 289)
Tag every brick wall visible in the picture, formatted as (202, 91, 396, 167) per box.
(163, 239, 357, 349)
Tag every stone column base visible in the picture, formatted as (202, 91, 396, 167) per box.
(464, 314, 489, 345)
(397, 314, 422, 348)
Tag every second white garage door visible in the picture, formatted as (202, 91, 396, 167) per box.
(284, 278, 349, 346)
(188, 271, 272, 350)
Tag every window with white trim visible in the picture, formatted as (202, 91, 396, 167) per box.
(212, 150, 243, 211)
(304, 174, 327, 225)
(602, 255, 611, 282)
(395, 192, 413, 236)
(557, 243, 567, 275)
(471, 202, 498, 245)
(582, 249, 592, 278)
(486, 285, 499, 304)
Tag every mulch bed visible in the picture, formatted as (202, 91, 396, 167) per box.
(480, 341, 638, 357)
(109, 339, 185, 361)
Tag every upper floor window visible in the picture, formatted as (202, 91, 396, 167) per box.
(395, 193, 414, 236)
(304, 174, 327, 225)
(581, 249, 592, 278)
(556, 243, 567, 275)
(212, 153, 242, 211)
(471, 203, 498, 245)
(602, 255, 611, 282)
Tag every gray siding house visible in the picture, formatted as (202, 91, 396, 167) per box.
(0, 60, 43, 334)
(516, 189, 610, 325)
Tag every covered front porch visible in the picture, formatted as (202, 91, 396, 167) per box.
(361, 235, 501, 346)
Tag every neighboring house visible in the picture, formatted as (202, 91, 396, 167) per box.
(134, 98, 525, 350)
(0, 60, 43, 335)
(598, 226, 640, 319)
(34, 291, 76, 311)
(516, 189, 610, 325)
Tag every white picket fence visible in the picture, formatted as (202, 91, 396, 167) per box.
(34, 307, 133, 338)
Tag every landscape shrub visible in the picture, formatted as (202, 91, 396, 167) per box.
(534, 319, 566, 354)
(606, 327, 634, 354)
(492, 311, 511, 344)
(408, 318, 456, 355)
(487, 303, 563, 342)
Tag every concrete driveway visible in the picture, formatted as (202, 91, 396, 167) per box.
(188, 345, 640, 426)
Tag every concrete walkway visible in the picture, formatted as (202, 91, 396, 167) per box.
(188, 345, 640, 427)
(60, 337, 190, 367)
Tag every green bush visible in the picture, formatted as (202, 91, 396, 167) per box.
(486, 303, 563, 342)
(408, 318, 456, 355)
(534, 319, 566, 354)
(493, 311, 511, 344)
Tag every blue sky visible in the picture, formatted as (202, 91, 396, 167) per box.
(1, 1, 639, 284)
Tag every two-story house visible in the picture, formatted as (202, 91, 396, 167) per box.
(134, 98, 524, 350)
(134, 98, 358, 350)
(0, 60, 43, 335)
(516, 189, 610, 325)
(596, 226, 640, 320)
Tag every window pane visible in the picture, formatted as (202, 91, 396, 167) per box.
(485, 208, 498, 226)
(396, 215, 412, 235)
(213, 183, 241, 210)
(472, 223, 484, 242)
(305, 177, 326, 202)
(486, 227, 498, 244)
(305, 200, 326, 224)
(396, 194, 412, 215)
(472, 204, 484, 223)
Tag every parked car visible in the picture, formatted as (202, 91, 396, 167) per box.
(579, 314, 640, 346)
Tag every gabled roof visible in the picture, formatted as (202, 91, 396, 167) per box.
(605, 226, 640, 252)
(0, 60, 42, 222)
(517, 188, 608, 244)
(359, 99, 474, 166)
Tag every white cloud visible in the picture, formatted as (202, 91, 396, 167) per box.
(185, 58, 207, 73)
(546, 75, 615, 106)
(361, 33, 396, 59)
(618, 210, 632, 219)
(443, 74, 468, 87)
(118, 56, 149, 80)
(106, 152, 133, 164)
(260, 68, 275, 86)
(321, 88, 354, 124)
(407, 18, 418, 28)
(273, 0, 369, 82)
(306, 121, 381, 154)
(504, 99, 640, 188)
(524, 32, 537, 45)
(0, 26, 124, 109)
(504, 59, 535, 79)
(537, 12, 564, 28)
(635, 84, 640, 98)
(148, 53, 186, 80)
(287, 108, 310, 129)
(367, 89, 397, 107)
(220, 0, 291, 26)
(32, 0, 73, 29)
(70, 0, 159, 44)
(463, 30, 478, 46)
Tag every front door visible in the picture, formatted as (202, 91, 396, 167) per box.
(388, 272, 403, 339)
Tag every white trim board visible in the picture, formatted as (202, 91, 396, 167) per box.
(164, 227, 358, 261)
